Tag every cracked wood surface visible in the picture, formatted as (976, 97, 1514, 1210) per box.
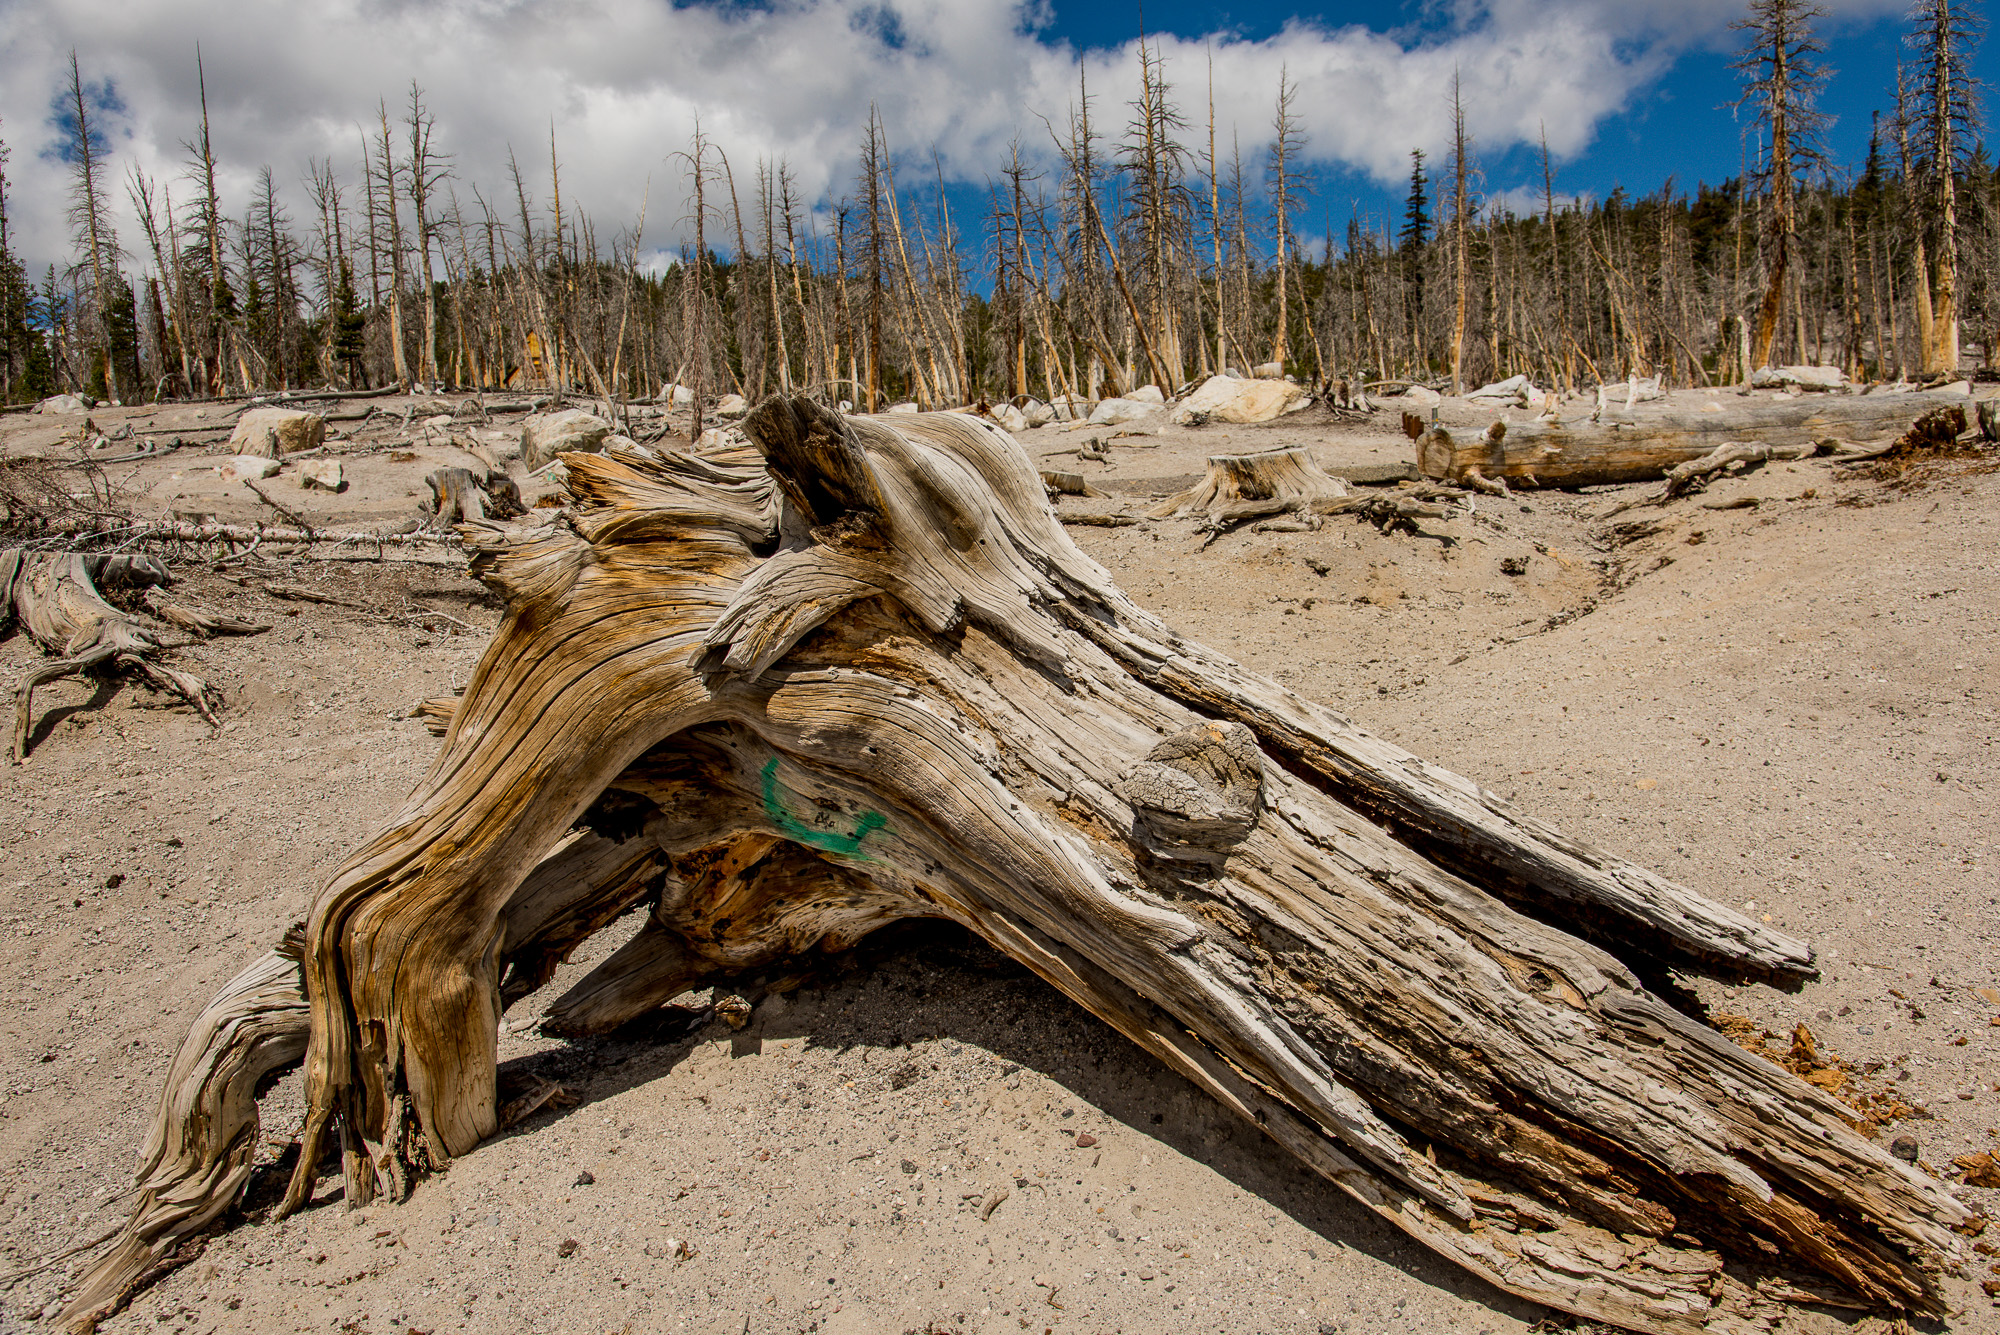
(1417, 388, 1976, 488)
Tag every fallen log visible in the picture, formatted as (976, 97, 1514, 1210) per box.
(1662, 440, 1819, 497)
(250, 385, 402, 404)
(69, 403, 1971, 1334)
(1417, 389, 1975, 487)
(1038, 469, 1102, 498)
(9, 514, 461, 553)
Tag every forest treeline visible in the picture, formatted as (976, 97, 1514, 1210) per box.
(0, 0, 1987, 412)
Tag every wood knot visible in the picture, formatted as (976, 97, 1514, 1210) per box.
(1118, 721, 1264, 853)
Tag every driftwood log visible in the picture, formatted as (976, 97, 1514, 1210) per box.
(2, 549, 267, 761)
(69, 399, 1972, 1332)
(1417, 388, 1975, 487)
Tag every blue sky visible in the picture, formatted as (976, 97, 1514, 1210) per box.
(1028, 0, 1933, 236)
(0, 0, 1971, 277)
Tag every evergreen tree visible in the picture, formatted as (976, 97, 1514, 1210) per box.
(104, 272, 141, 397)
(1400, 148, 1430, 369)
(1399, 149, 1431, 252)
(332, 256, 367, 384)
(0, 117, 24, 403)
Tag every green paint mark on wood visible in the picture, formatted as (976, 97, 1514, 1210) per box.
(761, 757, 887, 858)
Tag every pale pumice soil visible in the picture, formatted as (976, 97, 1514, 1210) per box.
(0, 389, 1996, 1335)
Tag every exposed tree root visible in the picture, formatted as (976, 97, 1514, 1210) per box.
(2, 550, 267, 761)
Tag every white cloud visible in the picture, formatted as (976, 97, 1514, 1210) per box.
(0, 0, 1905, 279)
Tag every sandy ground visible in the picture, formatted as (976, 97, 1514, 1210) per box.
(0, 387, 1997, 1335)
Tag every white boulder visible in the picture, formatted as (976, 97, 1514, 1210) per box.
(1088, 397, 1161, 427)
(987, 403, 1028, 434)
(229, 407, 325, 459)
(1621, 375, 1665, 405)
(1750, 364, 1846, 391)
(885, 402, 920, 415)
(1467, 374, 1535, 404)
(298, 460, 347, 493)
(1048, 393, 1091, 423)
(1127, 384, 1165, 405)
(520, 409, 612, 469)
(1396, 385, 1442, 409)
(659, 383, 696, 405)
(222, 455, 282, 481)
(34, 393, 89, 415)
(714, 394, 750, 419)
(1168, 374, 1305, 425)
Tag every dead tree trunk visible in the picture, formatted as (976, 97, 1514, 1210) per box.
(421, 466, 524, 528)
(1417, 388, 1974, 487)
(71, 400, 1971, 1333)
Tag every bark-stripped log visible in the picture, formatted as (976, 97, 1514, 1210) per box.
(72, 400, 1971, 1333)
(62, 938, 311, 1322)
(1662, 441, 1820, 497)
(1417, 389, 1975, 487)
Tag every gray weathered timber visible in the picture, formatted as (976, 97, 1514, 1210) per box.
(1417, 388, 1976, 487)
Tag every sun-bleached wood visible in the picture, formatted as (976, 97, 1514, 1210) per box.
(3, 550, 249, 761)
(72, 399, 1970, 1334)
(1148, 446, 1349, 527)
(1417, 388, 1974, 487)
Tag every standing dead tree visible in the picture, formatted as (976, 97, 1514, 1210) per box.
(403, 82, 452, 390)
(1267, 67, 1304, 375)
(1446, 73, 1472, 395)
(63, 51, 122, 404)
(1733, 0, 1830, 372)
(71, 399, 1970, 1334)
(1907, 0, 1984, 376)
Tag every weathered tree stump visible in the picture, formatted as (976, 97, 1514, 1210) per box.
(69, 398, 1971, 1333)
(422, 465, 524, 528)
(1148, 446, 1350, 527)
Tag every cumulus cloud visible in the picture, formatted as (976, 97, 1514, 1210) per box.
(0, 0, 1905, 276)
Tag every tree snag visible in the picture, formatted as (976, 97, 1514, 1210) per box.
(422, 465, 525, 528)
(71, 400, 1971, 1333)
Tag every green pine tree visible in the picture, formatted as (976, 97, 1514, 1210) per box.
(332, 257, 366, 385)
